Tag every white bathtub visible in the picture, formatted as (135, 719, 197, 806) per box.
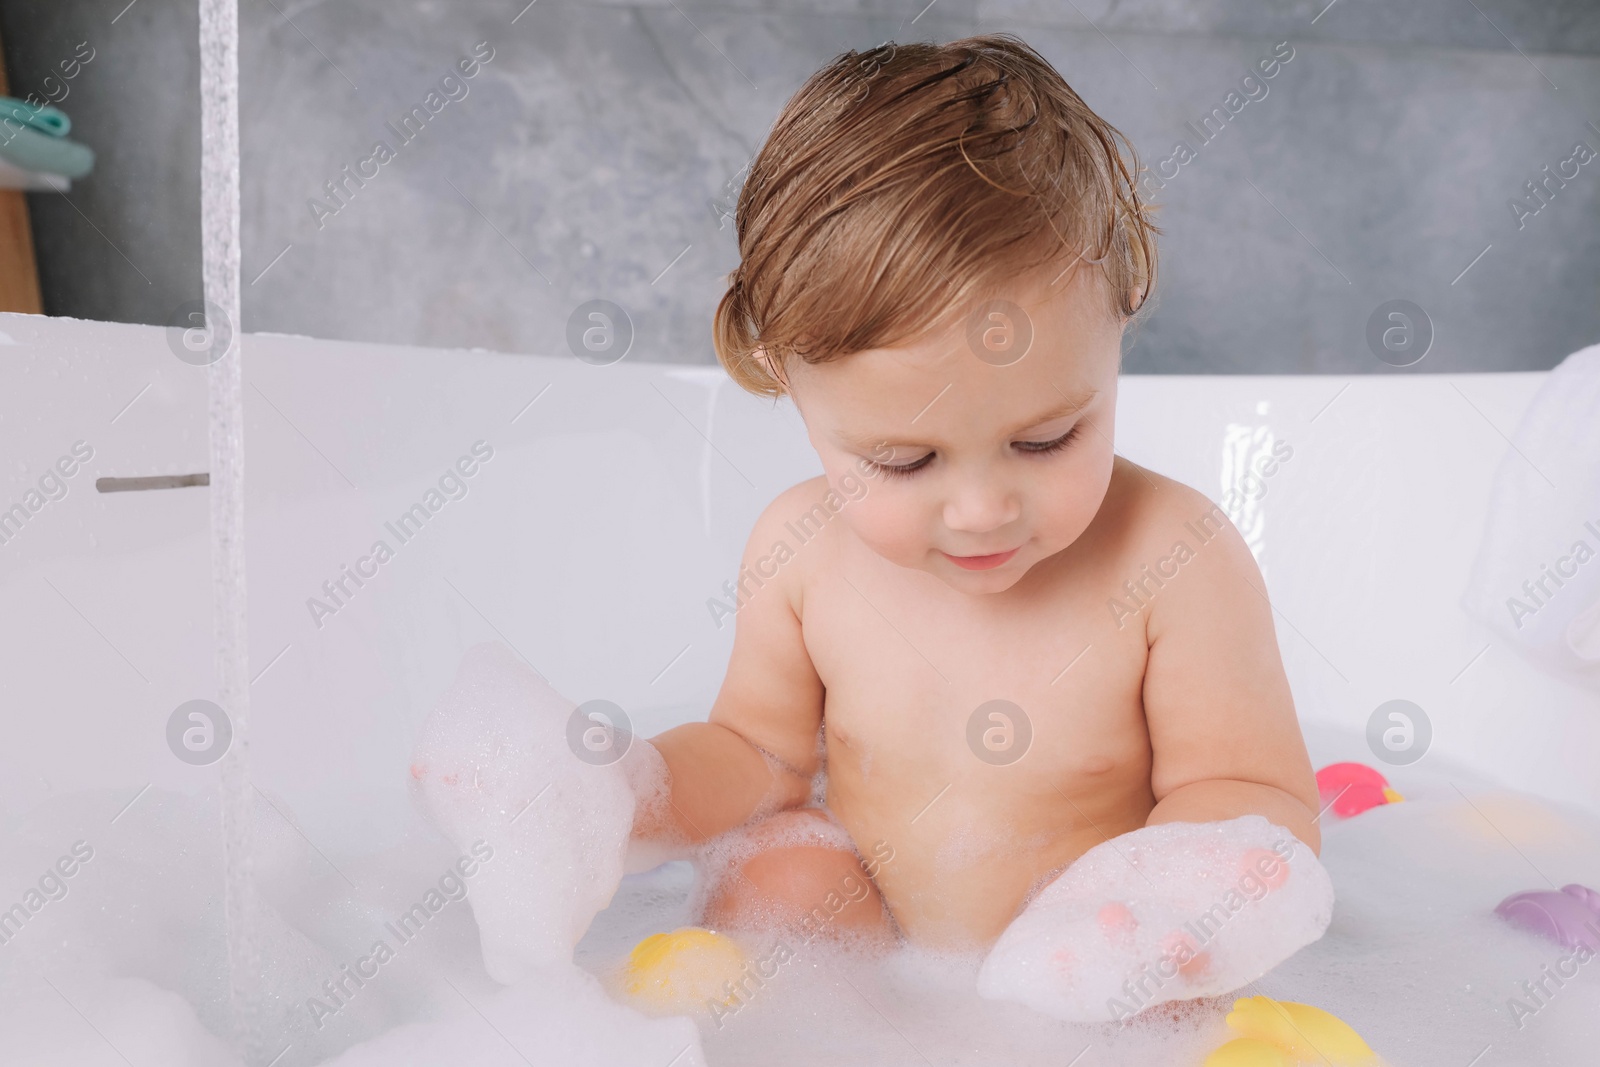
(1, 312, 1597, 1065)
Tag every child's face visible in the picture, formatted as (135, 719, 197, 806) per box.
(784, 263, 1125, 595)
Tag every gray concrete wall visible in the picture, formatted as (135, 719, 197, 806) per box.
(3, 0, 1597, 373)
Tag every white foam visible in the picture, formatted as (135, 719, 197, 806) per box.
(409, 642, 638, 983)
(620, 738, 685, 876)
(976, 815, 1334, 1023)
(0, 976, 243, 1067)
(316, 965, 705, 1067)
(5, 728, 1600, 1066)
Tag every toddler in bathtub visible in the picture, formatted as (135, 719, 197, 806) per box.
(415, 33, 1333, 1025)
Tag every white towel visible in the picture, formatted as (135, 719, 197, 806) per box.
(1463, 342, 1600, 678)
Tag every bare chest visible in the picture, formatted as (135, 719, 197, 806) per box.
(801, 548, 1153, 815)
(797, 549, 1158, 942)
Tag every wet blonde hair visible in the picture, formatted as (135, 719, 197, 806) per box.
(712, 33, 1160, 398)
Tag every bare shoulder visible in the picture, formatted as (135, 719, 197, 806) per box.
(1100, 457, 1269, 635)
(749, 475, 852, 550)
(1096, 457, 1241, 555)
(758, 475, 837, 525)
(740, 475, 852, 613)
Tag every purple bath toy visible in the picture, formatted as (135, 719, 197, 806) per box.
(1495, 884, 1600, 953)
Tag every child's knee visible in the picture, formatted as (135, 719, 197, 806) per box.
(701, 811, 889, 939)
(744, 840, 873, 910)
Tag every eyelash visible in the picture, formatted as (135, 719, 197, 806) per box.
(869, 424, 1083, 481)
(1016, 423, 1084, 456)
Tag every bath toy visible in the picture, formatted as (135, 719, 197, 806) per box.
(1494, 883, 1600, 953)
(621, 927, 748, 1013)
(1203, 1038, 1294, 1067)
(1315, 763, 1402, 819)
(1209, 995, 1377, 1066)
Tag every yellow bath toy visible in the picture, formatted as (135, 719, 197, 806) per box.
(620, 926, 748, 1014)
(1203, 1038, 1294, 1067)
(1204, 996, 1377, 1066)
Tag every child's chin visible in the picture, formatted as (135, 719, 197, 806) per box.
(934, 557, 1030, 593)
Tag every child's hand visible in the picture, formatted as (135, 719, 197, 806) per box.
(410, 642, 638, 983)
(976, 815, 1333, 1023)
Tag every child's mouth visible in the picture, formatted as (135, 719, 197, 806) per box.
(942, 547, 1020, 571)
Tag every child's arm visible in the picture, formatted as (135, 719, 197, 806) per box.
(635, 485, 825, 847)
(1139, 484, 1321, 853)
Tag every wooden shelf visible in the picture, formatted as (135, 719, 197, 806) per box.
(0, 24, 46, 315)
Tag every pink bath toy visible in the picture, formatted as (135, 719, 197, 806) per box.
(1494, 884, 1600, 952)
(1315, 762, 1403, 819)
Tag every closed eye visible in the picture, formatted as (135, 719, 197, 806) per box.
(869, 452, 935, 480)
(867, 424, 1083, 480)
(1014, 424, 1083, 455)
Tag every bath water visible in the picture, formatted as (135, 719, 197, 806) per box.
(3, 718, 1598, 1066)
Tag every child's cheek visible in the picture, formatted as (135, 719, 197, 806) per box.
(839, 496, 927, 567)
(1040, 448, 1115, 551)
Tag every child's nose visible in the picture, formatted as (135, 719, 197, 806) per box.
(942, 476, 1021, 534)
